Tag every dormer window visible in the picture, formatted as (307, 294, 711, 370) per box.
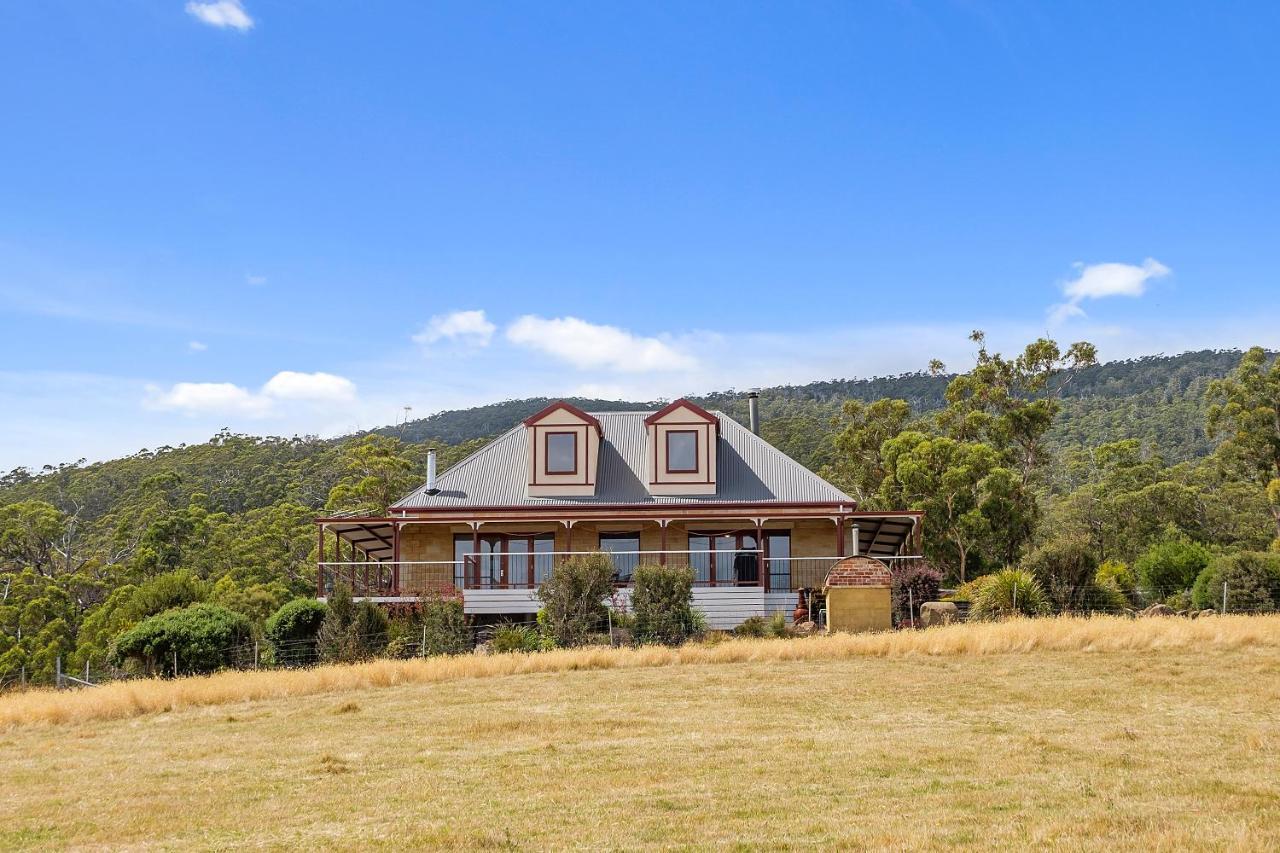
(666, 430, 698, 473)
(645, 399, 718, 495)
(545, 432, 577, 474)
(522, 401, 602, 497)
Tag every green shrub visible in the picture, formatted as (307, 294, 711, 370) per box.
(733, 615, 769, 638)
(417, 589, 472, 656)
(1190, 552, 1280, 613)
(537, 553, 613, 647)
(1085, 577, 1132, 613)
(491, 624, 545, 653)
(111, 603, 253, 676)
(970, 569, 1050, 620)
(318, 584, 389, 663)
(1096, 560, 1138, 602)
(632, 562, 700, 645)
(733, 613, 793, 639)
(1020, 537, 1098, 611)
(946, 575, 991, 603)
(1134, 537, 1210, 594)
(210, 576, 293, 629)
(688, 607, 709, 637)
(767, 611, 792, 638)
(264, 598, 327, 666)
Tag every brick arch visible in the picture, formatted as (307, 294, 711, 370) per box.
(824, 555, 891, 588)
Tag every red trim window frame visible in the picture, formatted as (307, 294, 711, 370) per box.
(544, 430, 578, 475)
(665, 429, 699, 474)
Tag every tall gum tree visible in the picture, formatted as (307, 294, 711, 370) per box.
(1206, 347, 1280, 547)
(932, 332, 1098, 563)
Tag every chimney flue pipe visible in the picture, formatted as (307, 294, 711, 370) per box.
(425, 448, 439, 495)
(747, 391, 760, 435)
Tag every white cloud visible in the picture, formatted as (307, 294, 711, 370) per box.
(146, 371, 356, 417)
(506, 315, 698, 372)
(187, 340, 208, 352)
(413, 310, 496, 347)
(1050, 258, 1171, 324)
(147, 381, 272, 417)
(246, 274, 267, 286)
(261, 370, 356, 402)
(186, 0, 254, 31)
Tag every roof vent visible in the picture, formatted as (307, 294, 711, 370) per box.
(425, 448, 440, 495)
(747, 391, 760, 435)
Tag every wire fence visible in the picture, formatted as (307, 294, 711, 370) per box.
(10, 578, 1280, 693)
(894, 580, 1280, 625)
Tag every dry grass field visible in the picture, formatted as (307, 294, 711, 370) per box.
(2, 615, 1279, 850)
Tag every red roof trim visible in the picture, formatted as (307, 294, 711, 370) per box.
(522, 401, 603, 435)
(643, 398, 717, 426)
(372, 507, 923, 521)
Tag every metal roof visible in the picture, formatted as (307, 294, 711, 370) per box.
(392, 411, 856, 510)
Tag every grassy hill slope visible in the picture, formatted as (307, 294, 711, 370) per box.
(2, 617, 1277, 849)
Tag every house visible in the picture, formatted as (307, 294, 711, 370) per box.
(316, 397, 923, 629)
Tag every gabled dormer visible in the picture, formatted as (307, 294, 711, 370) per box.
(644, 399, 718, 495)
(523, 401, 603, 497)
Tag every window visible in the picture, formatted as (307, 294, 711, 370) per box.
(599, 533, 641, 582)
(688, 531, 760, 585)
(766, 532, 791, 592)
(666, 430, 698, 473)
(454, 533, 555, 588)
(545, 431, 577, 474)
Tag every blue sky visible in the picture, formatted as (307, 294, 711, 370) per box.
(2, 1, 1279, 471)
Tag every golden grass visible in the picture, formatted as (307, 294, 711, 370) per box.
(2, 614, 1277, 729)
(1, 617, 1278, 849)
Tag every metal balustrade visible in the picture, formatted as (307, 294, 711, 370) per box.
(317, 551, 924, 598)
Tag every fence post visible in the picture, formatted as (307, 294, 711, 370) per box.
(55, 655, 61, 689)
(254, 640, 260, 670)
(421, 624, 427, 658)
(1012, 584, 1018, 615)
(173, 649, 179, 679)
(85, 660, 90, 685)
(908, 588, 915, 629)
(1222, 581, 1228, 614)
(607, 608, 614, 646)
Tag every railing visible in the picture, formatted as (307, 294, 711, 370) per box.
(318, 551, 924, 597)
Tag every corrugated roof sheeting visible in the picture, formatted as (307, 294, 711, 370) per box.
(393, 411, 856, 509)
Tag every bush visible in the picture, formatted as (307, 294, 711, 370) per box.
(264, 598, 327, 666)
(1096, 560, 1137, 599)
(947, 575, 990, 603)
(491, 624, 546, 653)
(891, 562, 942, 625)
(1190, 551, 1280, 613)
(1020, 537, 1100, 611)
(970, 569, 1050, 620)
(417, 588, 472, 656)
(733, 615, 769, 638)
(537, 553, 614, 647)
(111, 603, 252, 676)
(318, 584, 389, 663)
(1134, 537, 1210, 594)
(632, 562, 700, 645)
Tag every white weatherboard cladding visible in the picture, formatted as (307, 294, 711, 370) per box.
(462, 587, 766, 629)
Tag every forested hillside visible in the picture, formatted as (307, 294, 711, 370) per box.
(3, 344, 1278, 686)
(375, 349, 1250, 471)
